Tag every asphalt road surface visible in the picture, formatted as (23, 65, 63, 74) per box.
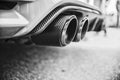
(0, 28, 120, 80)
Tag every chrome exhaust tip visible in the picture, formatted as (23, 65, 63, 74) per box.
(60, 15, 78, 46)
(31, 14, 78, 46)
(80, 18, 89, 40)
(73, 17, 89, 42)
(93, 19, 103, 32)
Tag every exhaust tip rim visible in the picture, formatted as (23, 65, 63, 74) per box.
(60, 15, 78, 46)
(80, 18, 89, 40)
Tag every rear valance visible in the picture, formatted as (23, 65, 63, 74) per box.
(0, 10, 29, 27)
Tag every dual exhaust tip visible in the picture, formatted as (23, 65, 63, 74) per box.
(73, 17, 89, 42)
(32, 15, 89, 46)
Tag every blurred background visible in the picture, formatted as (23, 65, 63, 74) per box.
(79, 0, 119, 28)
(1, 0, 120, 80)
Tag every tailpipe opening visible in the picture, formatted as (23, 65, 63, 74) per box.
(73, 17, 89, 42)
(93, 19, 103, 32)
(31, 15, 78, 47)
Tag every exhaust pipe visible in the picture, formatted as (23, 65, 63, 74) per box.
(31, 15, 78, 46)
(73, 17, 89, 42)
(93, 19, 103, 32)
(88, 18, 97, 31)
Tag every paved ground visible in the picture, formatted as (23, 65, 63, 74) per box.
(0, 28, 120, 80)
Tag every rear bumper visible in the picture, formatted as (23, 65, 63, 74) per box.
(0, 10, 29, 38)
(0, 0, 102, 39)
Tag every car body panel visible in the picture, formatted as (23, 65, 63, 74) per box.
(14, 0, 101, 37)
(0, 0, 103, 40)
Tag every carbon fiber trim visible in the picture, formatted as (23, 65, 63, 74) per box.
(29, 3, 102, 36)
